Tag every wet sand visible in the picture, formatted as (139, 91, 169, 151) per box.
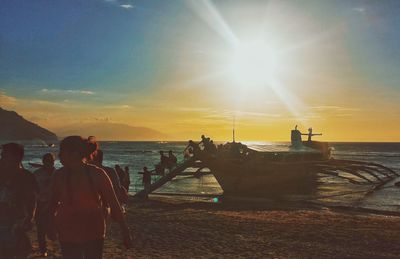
(29, 196, 400, 258)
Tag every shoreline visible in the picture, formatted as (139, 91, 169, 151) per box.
(28, 196, 400, 258)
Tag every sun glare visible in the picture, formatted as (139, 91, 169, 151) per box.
(229, 42, 277, 86)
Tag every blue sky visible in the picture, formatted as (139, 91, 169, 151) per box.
(1, 0, 399, 140)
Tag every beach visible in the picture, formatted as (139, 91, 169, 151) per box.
(28, 196, 400, 258)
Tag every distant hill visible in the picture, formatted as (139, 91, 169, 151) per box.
(53, 122, 168, 141)
(0, 107, 58, 142)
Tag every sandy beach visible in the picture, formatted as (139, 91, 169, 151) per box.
(26, 196, 400, 258)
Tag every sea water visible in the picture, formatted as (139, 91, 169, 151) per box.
(18, 141, 400, 213)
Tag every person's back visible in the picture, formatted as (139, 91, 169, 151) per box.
(52, 164, 109, 243)
(51, 136, 132, 259)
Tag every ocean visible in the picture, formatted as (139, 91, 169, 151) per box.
(18, 141, 400, 213)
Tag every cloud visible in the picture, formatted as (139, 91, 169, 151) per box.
(103, 104, 132, 109)
(310, 106, 360, 112)
(41, 89, 95, 95)
(120, 4, 134, 9)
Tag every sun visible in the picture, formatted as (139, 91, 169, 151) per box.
(229, 42, 278, 86)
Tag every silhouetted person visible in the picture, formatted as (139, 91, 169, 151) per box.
(124, 166, 130, 192)
(168, 151, 177, 170)
(199, 135, 211, 151)
(209, 140, 217, 155)
(184, 140, 200, 158)
(291, 125, 303, 147)
(115, 165, 130, 193)
(50, 136, 132, 259)
(0, 143, 36, 259)
(93, 150, 128, 205)
(34, 153, 56, 257)
(115, 165, 124, 186)
(158, 151, 169, 174)
(141, 167, 152, 199)
(302, 127, 322, 142)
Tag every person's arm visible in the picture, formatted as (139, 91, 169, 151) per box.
(95, 168, 132, 247)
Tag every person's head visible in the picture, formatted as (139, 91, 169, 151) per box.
(159, 151, 164, 156)
(143, 166, 148, 171)
(85, 137, 99, 162)
(59, 136, 92, 167)
(168, 150, 173, 155)
(1, 143, 24, 167)
(115, 164, 121, 170)
(201, 135, 205, 139)
(210, 140, 214, 144)
(42, 153, 55, 168)
(93, 149, 104, 166)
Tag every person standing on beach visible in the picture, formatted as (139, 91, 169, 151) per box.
(0, 143, 37, 259)
(91, 150, 127, 204)
(123, 166, 130, 192)
(33, 153, 56, 257)
(141, 167, 152, 199)
(50, 136, 132, 259)
(115, 165, 130, 193)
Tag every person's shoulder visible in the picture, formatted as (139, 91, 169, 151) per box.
(103, 166, 116, 174)
(87, 164, 108, 178)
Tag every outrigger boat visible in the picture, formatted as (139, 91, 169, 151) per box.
(134, 127, 398, 199)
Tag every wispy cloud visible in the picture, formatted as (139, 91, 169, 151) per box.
(310, 106, 361, 112)
(41, 89, 95, 95)
(103, 104, 132, 109)
(120, 4, 134, 9)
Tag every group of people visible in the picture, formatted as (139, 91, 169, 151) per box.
(184, 135, 217, 159)
(139, 150, 178, 199)
(0, 136, 133, 259)
(156, 150, 177, 175)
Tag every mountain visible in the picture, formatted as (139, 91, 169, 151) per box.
(53, 122, 168, 141)
(0, 107, 58, 142)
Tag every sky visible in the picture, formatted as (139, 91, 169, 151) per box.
(0, 0, 399, 141)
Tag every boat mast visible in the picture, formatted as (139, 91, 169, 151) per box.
(232, 116, 236, 143)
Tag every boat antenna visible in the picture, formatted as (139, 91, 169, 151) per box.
(232, 116, 236, 143)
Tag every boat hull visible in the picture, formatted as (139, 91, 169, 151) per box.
(210, 160, 318, 197)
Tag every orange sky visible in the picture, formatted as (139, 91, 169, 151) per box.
(1, 1, 399, 142)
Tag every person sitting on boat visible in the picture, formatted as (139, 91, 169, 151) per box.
(184, 140, 200, 158)
(156, 151, 169, 175)
(208, 140, 217, 155)
(167, 151, 177, 170)
(199, 135, 211, 151)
